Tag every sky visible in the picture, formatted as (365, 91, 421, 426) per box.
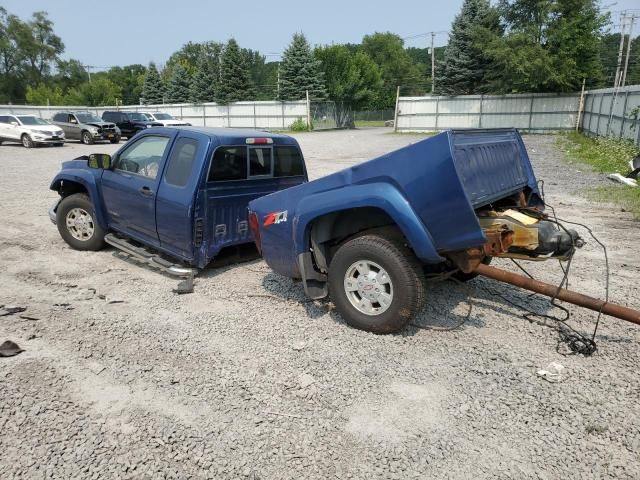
(2, 0, 639, 70)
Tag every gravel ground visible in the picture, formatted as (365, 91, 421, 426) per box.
(0, 128, 639, 479)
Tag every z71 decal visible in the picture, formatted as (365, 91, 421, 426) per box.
(263, 210, 288, 227)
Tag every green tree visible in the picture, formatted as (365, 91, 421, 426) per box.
(440, 0, 499, 95)
(243, 48, 277, 100)
(16, 11, 64, 84)
(483, 0, 608, 92)
(142, 62, 165, 104)
(25, 83, 67, 105)
(104, 64, 146, 104)
(361, 32, 423, 108)
(217, 38, 254, 104)
(315, 45, 383, 127)
(73, 75, 121, 106)
(166, 63, 191, 103)
(279, 33, 326, 101)
(190, 50, 219, 103)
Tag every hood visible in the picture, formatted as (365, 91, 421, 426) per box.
(133, 121, 164, 127)
(23, 124, 64, 133)
(85, 121, 116, 129)
(158, 119, 191, 126)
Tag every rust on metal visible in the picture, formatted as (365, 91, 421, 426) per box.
(475, 263, 640, 326)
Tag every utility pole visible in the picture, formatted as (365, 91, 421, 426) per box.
(84, 64, 93, 83)
(614, 13, 638, 88)
(622, 14, 637, 87)
(431, 32, 436, 94)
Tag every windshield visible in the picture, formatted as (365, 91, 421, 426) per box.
(128, 113, 148, 121)
(76, 113, 103, 123)
(153, 113, 173, 120)
(142, 113, 154, 121)
(17, 116, 49, 126)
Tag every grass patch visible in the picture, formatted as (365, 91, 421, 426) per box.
(558, 132, 640, 219)
(587, 186, 640, 220)
(558, 132, 639, 174)
(355, 120, 387, 127)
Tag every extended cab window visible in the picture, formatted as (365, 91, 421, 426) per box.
(0, 116, 9, 123)
(274, 146, 304, 177)
(165, 138, 198, 187)
(209, 146, 247, 181)
(114, 135, 170, 179)
(52, 113, 65, 122)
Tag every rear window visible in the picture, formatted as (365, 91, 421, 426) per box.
(209, 146, 247, 181)
(208, 143, 304, 182)
(249, 147, 272, 177)
(274, 146, 304, 177)
(165, 138, 198, 187)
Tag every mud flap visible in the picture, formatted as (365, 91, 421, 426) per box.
(297, 252, 328, 299)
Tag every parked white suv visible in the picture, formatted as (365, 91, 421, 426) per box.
(0, 114, 65, 148)
(142, 112, 191, 127)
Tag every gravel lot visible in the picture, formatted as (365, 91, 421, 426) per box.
(1, 128, 639, 479)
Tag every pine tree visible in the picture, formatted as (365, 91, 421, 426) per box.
(166, 64, 191, 103)
(279, 33, 326, 101)
(190, 50, 219, 103)
(142, 62, 165, 104)
(439, 0, 497, 95)
(216, 38, 254, 104)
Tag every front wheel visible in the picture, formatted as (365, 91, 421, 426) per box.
(22, 134, 34, 148)
(110, 135, 121, 144)
(56, 193, 105, 251)
(81, 131, 94, 145)
(328, 232, 425, 334)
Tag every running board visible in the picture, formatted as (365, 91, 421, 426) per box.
(104, 233, 196, 278)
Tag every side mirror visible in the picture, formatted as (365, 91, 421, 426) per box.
(10, 121, 18, 126)
(88, 153, 112, 170)
(70, 118, 77, 124)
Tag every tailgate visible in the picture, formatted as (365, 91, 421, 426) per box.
(450, 129, 530, 208)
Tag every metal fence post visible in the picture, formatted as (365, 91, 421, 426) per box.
(606, 92, 616, 136)
(596, 93, 604, 136)
(478, 95, 484, 128)
(282, 102, 285, 130)
(253, 102, 257, 129)
(620, 89, 629, 139)
(527, 95, 535, 132)
(434, 96, 440, 131)
(227, 104, 231, 128)
(393, 86, 400, 133)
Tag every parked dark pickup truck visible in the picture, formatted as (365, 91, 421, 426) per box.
(249, 129, 583, 333)
(49, 127, 307, 272)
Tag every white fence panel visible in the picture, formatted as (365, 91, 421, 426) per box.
(581, 86, 640, 144)
(0, 99, 311, 131)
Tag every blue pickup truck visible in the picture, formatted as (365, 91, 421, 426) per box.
(49, 127, 307, 273)
(249, 129, 581, 333)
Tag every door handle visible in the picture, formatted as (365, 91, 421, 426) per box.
(139, 186, 154, 197)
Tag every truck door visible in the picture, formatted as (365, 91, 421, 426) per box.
(155, 134, 207, 260)
(101, 134, 172, 246)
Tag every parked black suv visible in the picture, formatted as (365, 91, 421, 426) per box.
(101, 111, 163, 139)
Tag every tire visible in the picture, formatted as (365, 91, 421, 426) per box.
(21, 134, 34, 148)
(328, 232, 425, 334)
(81, 131, 94, 145)
(56, 193, 105, 251)
(453, 256, 492, 282)
(110, 135, 120, 144)
(54, 143, 64, 147)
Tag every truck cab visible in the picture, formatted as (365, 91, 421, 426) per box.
(49, 127, 307, 269)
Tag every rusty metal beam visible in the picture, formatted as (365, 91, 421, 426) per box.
(474, 263, 640, 326)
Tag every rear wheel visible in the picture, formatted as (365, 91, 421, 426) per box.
(54, 143, 64, 147)
(81, 131, 94, 145)
(328, 232, 425, 334)
(56, 193, 105, 251)
(21, 134, 34, 148)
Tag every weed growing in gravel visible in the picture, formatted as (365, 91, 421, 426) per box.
(558, 132, 639, 174)
(558, 132, 640, 219)
(588, 186, 640, 220)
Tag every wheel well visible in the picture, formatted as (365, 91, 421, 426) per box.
(308, 207, 399, 272)
(56, 180, 88, 199)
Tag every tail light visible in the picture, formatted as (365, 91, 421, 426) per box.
(246, 137, 273, 145)
(248, 211, 262, 254)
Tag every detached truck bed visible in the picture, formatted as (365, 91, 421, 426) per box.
(248, 128, 640, 334)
